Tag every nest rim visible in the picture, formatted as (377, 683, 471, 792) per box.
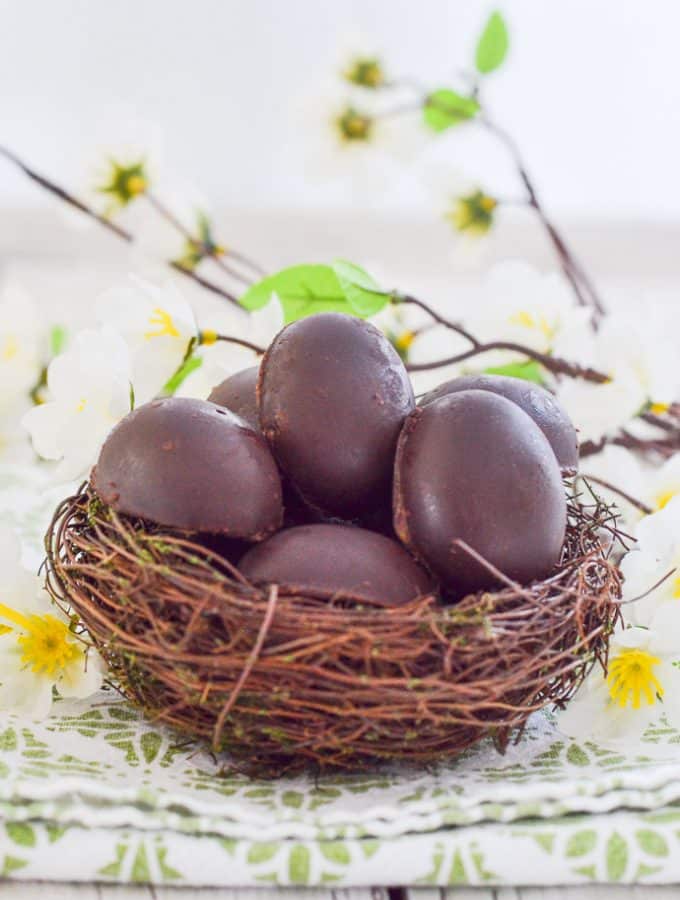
(44, 482, 623, 777)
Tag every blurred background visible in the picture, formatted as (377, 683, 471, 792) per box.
(1, 0, 679, 304)
(2, 0, 679, 217)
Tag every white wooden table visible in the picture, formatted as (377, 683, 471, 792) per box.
(2, 886, 678, 898)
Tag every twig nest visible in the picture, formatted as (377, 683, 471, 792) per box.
(239, 523, 435, 606)
(47, 485, 621, 776)
(394, 391, 567, 592)
(259, 313, 414, 519)
(91, 396, 282, 539)
(419, 373, 579, 475)
(208, 366, 260, 430)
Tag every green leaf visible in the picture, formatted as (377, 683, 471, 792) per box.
(606, 832, 628, 881)
(636, 829, 669, 857)
(319, 842, 351, 866)
(331, 259, 389, 317)
(288, 844, 311, 884)
(247, 843, 280, 865)
(475, 10, 510, 74)
(163, 354, 203, 395)
(50, 325, 68, 356)
(423, 89, 479, 133)
(484, 359, 545, 384)
(140, 731, 162, 764)
(240, 264, 352, 323)
(566, 830, 598, 858)
(566, 743, 590, 767)
(6, 824, 36, 848)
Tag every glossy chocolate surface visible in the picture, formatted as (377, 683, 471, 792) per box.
(259, 313, 415, 519)
(208, 366, 260, 430)
(420, 373, 578, 474)
(92, 397, 283, 538)
(395, 390, 567, 594)
(239, 523, 434, 606)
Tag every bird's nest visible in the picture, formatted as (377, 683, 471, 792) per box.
(45, 483, 623, 776)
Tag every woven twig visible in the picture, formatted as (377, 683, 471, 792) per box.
(44, 484, 622, 776)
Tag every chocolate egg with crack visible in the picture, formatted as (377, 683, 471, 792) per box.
(394, 390, 567, 594)
(92, 397, 283, 538)
(208, 365, 260, 430)
(259, 313, 415, 519)
(419, 373, 578, 475)
(239, 523, 434, 606)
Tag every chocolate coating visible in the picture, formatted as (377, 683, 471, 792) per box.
(420, 374, 578, 475)
(208, 366, 260, 430)
(394, 390, 567, 594)
(239, 523, 434, 606)
(259, 313, 415, 519)
(92, 397, 283, 538)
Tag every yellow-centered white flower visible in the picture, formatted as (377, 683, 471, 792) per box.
(466, 261, 591, 363)
(581, 448, 680, 530)
(620, 495, 680, 627)
(557, 311, 680, 444)
(21, 327, 132, 480)
(0, 281, 42, 417)
(97, 275, 197, 404)
(558, 606, 680, 746)
(0, 526, 104, 719)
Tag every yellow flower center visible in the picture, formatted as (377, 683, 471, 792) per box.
(336, 108, 373, 143)
(75, 398, 87, 413)
(144, 307, 180, 340)
(509, 310, 554, 339)
(1, 336, 19, 361)
(0, 602, 81, 678)
(607, 647, 664, 709)
(395, 330, 415, 353)
(650, 402, 671, 415)
(655, 489, 678, 511)
(126, 174, 147, 197)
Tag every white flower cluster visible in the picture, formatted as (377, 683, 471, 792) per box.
(559, 495, 680, 744)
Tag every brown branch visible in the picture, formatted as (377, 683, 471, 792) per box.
(580, 429, 680, 461)
(145, 191, 262, 286)
(198, 331, 265, 355)
(0, 145, 245, 312)
(477, 116, 606, 320)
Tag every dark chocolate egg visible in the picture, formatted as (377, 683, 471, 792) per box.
(92, 397, 283, 539)
(394, 390, 567, 594)
(259, 313, 415, 519)
(420, 373, 578, 474)
(208, 366, 260, 430)
(239, 523, 434, 606)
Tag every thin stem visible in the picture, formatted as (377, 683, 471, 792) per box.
(0, 145, 133, 243)
(0, 145, 245, 312)
(478, 116, 606, 318)
(144, 192, 263, 285)
(198, 331, 265, 355)
(393, 292, 609, 383)
(405, 340, 609, 383)
(580, 474, 653, 516)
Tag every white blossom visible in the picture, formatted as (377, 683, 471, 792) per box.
(22, 328, 132, 480)
(0, 526, 104, 719)
(97, 275, 197, 404)
(620, 495, 680, 627)
(558, 606, 680, 746)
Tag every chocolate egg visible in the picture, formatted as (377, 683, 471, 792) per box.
(420, 374, 578, 475)
(92, 397, 283, 538)
(394, 390, 567, 594)
(208, 366, 260, 430)
(239, 523, 434, 606)
(259, 313, 415, 519)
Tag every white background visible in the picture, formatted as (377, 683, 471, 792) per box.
(1, 0, 679, 221)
